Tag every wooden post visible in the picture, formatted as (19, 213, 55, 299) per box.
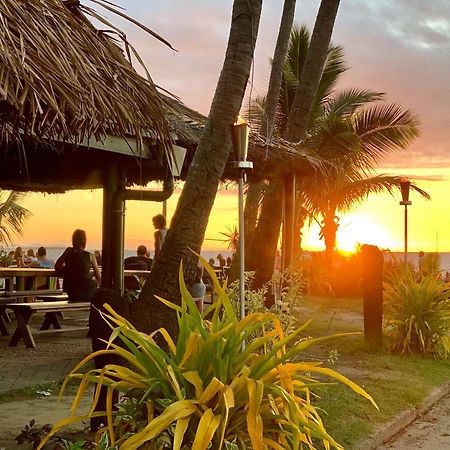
(101, 166, 125, 293)
(282, 173, 296, 270)
(360, 244, 384, 347)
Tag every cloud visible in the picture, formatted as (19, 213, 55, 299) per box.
(98, 0, 450, 166)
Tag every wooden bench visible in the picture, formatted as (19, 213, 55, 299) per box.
(0, 289, 63, 299)
(4, 301, 91, 348)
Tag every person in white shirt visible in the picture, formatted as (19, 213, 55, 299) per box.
(152, 214, 168, 259)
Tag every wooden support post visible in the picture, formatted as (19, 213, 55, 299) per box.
(360, 244, 384, 347)
(282, 173, 296, 270)
(101, 166, 125, 294)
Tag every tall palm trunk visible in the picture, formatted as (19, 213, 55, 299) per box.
(132, 0, 263, 337)
(242, 0, 297, 282)
(246, 179, 283, 297)
(285, 0, 341, 141)
(251, 0, 341, 285)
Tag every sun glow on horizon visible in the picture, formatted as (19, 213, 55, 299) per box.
(336, 214, 397, 252)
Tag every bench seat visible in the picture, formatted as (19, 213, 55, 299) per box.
(0, 289, 63, 298)
(4, 301, 90, 348)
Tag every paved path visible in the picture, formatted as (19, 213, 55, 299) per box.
(379, 393, 450, 449)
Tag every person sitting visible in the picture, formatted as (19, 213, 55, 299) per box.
(23, 248, 38, 266)
(32, 246, 54, 268)
(30, 247, 55, 289)
(13, 247, 24, 267)
(124, 245, 153, 271)
(94, 250, 102, 266)
(55, 229, 101, 302)
(217, 253, 226, 268)
(124, 245, 152, 295)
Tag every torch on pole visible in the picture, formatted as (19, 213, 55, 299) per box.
(230, 117, 253, 322)
(399, 178, 412, 269)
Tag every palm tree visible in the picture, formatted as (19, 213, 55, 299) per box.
(0, 191, 31, 246)
(134, 0, 263, 337)
(302, 173, 430, 259)
(247, 23, 422, 279)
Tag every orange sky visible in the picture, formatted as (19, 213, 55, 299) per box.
(12, 166, 448, 254)
(6, 1, 450, 255)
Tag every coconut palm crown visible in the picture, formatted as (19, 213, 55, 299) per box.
(248, 24, 427, 256)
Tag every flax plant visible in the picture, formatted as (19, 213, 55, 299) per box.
(39, 256, 377, 450)
(384, 268, 450, 359)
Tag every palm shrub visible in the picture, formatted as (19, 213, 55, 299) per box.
(39, 257, 377, 450)
(384, 268, 450, 359)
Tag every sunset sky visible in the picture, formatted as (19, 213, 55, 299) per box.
(13, 0, 450, 254)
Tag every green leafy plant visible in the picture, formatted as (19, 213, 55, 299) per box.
(38, 257, 377, 450)
(227, 269, 303, 334)
(0, 248, 13, 267)
(384, 268, 450, 359)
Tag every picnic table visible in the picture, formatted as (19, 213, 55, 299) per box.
(0, 268, 151, 347)
(4, 301, 91, 348)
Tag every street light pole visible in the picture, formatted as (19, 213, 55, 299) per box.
(231, 117, 253, 321)
(399, 178, 412, 269)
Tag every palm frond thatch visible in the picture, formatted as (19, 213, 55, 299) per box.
(0, 0, 171, 147)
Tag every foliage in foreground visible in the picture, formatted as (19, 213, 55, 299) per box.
(384, 267, 450, 359)
(38, 258, 377, 450)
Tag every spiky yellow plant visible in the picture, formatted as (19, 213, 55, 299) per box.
(38, 256, 377, 450)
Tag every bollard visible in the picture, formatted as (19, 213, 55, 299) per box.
(360, 244, 384, 347)
(89, 288, 129, 432)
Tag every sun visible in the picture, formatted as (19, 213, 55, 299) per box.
(336, 214, 397, 252)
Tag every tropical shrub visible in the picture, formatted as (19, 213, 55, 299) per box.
(0, 248, 13, 267)
(293, 251, 362, 298)
(227, 269, 303, 334)
(384, 268, 450, 359)
(38, 257, 377, 450)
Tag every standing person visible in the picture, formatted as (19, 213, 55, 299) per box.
(152, 214, 168, 258)
(55, 229, 101, 302)
(190, 265, 206, 313)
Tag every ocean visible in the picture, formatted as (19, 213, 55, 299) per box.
(5, 247, 450, 272)
(7, 247, 234, 267)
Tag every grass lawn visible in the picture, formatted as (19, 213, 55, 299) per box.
(295, 295, 450, 449)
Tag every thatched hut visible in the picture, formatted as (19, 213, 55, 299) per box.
(0, 0, 318, 288)
(0, 0, 193, 289)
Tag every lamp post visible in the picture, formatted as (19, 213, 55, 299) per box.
(399, 178, 412, 268)
(231, 117, 253, 321)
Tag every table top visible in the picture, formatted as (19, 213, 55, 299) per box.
(0, 268, 151, 277)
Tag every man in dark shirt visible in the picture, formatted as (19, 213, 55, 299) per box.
(124, 245, 152, 271)
(124, 245, 152, 294)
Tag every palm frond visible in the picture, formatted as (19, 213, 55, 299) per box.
(0, 191, 32, 245)
(355, 103, 421, 159)
(326, 88, 385, 117)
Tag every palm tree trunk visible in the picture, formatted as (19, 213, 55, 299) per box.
(240, 0, 297, 285)
(285, 0, 341, 141)
(247, 179, 283, 299)
(131, 0, 263, 337)
(250, 0, 341, 284)
(261, 0, 297, 140)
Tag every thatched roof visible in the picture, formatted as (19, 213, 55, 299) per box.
(0, 0, 170, 147)
(0, 0, 319, 193)
(162, 98, 323, 180)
